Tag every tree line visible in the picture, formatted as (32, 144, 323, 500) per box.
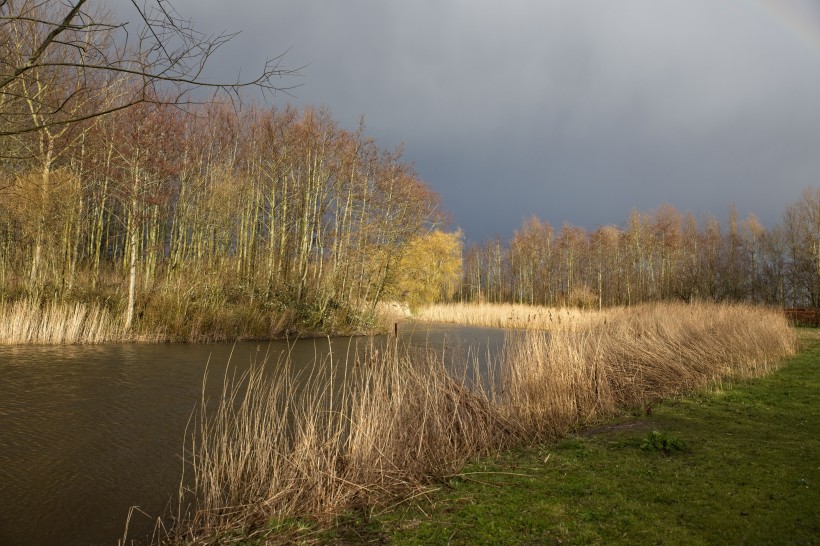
(460, 194, 820, 309)
(0, 1, 444, 338)
(0, 99, 442, 336)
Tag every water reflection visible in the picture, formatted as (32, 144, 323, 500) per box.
(0, 324, 505, 546)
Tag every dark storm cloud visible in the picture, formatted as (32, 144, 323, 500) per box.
(165, 0, 820, 240)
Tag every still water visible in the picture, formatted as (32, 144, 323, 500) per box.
(0, 324, 505, 546)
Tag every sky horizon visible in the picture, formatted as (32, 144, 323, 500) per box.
(121, 0, 820, 242)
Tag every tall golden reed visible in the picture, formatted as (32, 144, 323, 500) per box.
(498, 302, 797, 439)
(0, 298, 124, 344)
(157, 344, 508, 545)
(413, 302, 609, 331)
(145, 302, 795, 544)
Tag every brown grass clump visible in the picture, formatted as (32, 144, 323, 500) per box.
(144, 302, 796, 544)
(0, 297, 124, 344)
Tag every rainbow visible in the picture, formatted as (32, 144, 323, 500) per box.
(755, 0, 820, 52)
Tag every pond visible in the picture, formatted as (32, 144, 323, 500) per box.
(0, 324, 506, 546)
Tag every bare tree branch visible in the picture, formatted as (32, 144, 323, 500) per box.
(0, 0, 88, 90)
(0, 0, 299, 137)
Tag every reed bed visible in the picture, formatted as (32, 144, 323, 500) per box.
(414, 302, 609, 331)
(152, 345, 510, 545)
(0, 298, 125, 344)
(146, 302, 796, 545)
(499, 302, 797, 439)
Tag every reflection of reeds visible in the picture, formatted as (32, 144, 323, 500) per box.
(149, 302, 796, 544)
(0, 298, 124, 344)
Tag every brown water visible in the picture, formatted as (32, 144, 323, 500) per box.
(0, 324, 504, 546)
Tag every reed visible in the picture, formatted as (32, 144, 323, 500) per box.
(145, 302, 796, 544)
(498, 302, 797, 439)
(0, 298, 125, 344)
(157, 343, 509, 545)
(413, 302, 610, 331)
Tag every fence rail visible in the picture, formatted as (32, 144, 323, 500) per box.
(784, 308, 820, 327)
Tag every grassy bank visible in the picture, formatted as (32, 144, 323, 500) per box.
(136, 303, 797, 545)
(365, 330, 820, 545)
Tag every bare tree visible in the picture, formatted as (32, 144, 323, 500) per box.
(0, 0, 297, 137)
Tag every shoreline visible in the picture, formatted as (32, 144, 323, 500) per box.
(371, 328, 820, 544)
(144, 302, 797, 544)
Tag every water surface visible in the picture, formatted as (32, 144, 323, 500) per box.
(0, 324, 505, 546)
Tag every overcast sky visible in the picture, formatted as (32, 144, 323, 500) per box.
(147, 0, 820, 241)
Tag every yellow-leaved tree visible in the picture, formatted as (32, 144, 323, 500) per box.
(391, 230, 463, 309)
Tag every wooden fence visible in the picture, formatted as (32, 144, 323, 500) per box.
(784, 308, 820, 327)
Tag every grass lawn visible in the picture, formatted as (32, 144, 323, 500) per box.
(332, 330, 819, 545)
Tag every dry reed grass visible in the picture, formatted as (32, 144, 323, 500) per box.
(0, 298, 125, 344)
(143, 302, 796, 545)
(499, 302, 797, 439)
(414, 302, 609, 331)
(153, 344, 510, 545)
(373, 300, 412, 324)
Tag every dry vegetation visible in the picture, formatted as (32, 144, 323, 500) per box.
(0, 295, 399, 345)
(498, 302, 797, 438)
(143, 344, 505, 545)
(141, 302, 796, 545)
(413, 302, 609, 331)
(0, 298, 125, 344)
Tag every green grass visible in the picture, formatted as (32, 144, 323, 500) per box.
(334, 330, 820, 545)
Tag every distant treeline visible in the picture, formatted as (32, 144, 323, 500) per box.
(0, 101, 442, 338)
(459, 193, 820, 309)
